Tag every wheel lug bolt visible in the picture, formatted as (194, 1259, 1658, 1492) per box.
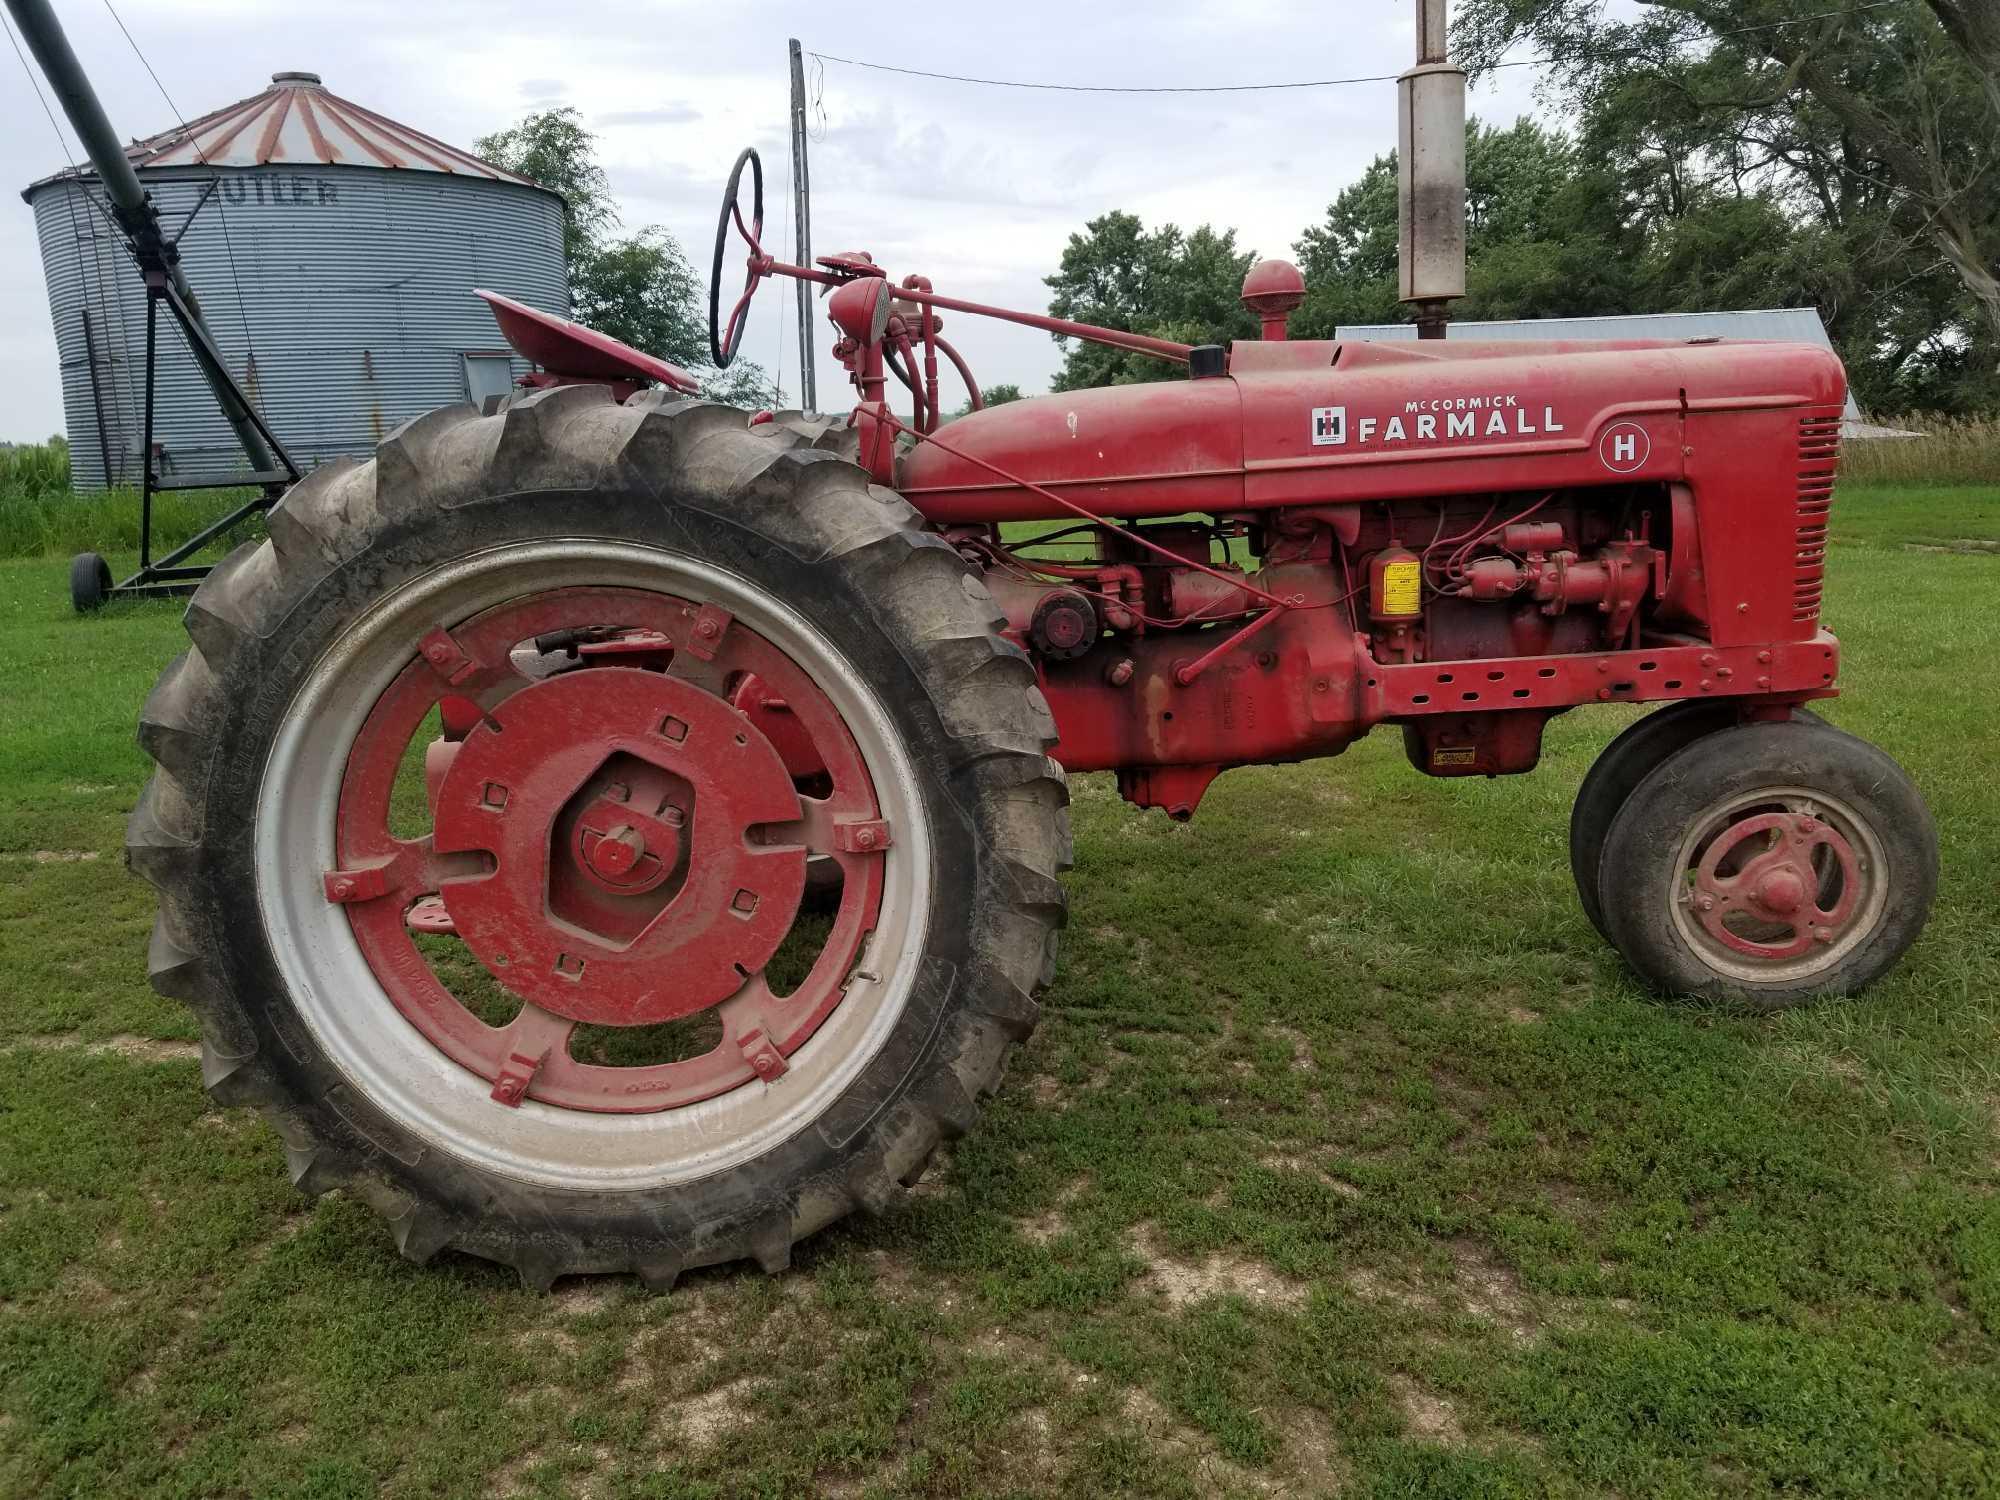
(1698, 895, 1716, 913)
(1814, 926, 1835, 944)
(1798, 817, 1818, 833)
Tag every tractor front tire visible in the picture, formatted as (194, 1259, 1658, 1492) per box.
(1569, 701, 1818, 938)
(127, 388, 1069, 1288)
(1595, 719, 1935, 1007)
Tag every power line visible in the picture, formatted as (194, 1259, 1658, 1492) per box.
(99, 0, 181, 118)
(809, 2, 1900, 95)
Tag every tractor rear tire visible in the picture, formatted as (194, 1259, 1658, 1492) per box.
(126, 387, 1069, 1288)
(754, 409, 860, 458)
(1570, 701, 1817, 938)
(1595, 719, 1935, 1008)
(756, 410, 862, 912)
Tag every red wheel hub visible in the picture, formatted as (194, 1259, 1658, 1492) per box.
(434, 668, 806, 1028)
(322, 586, 891, 1114)
(1688, 810, 1860, 962)
(576, 812, 672, 892)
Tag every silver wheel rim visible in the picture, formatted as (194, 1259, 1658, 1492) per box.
(255, 539, 931, 1191)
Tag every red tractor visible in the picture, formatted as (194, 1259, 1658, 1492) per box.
(128, 148, 1936, 1288)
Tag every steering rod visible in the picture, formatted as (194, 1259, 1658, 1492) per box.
(708, 148, 1195, 409)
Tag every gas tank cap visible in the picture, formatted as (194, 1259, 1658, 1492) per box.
(1188, 345, 1227, 379)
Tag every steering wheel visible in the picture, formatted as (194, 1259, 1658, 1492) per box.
(708, 147, 765, 368)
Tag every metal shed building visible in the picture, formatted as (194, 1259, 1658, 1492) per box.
(24, 71, 568, 491)
(1337, 308, 1865, 422)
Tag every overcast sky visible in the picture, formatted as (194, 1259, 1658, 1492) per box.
(0, 0, 1548, 442)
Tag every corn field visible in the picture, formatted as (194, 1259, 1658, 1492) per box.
(0, 438, 262, 561)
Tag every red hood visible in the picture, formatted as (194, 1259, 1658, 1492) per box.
(895, 337, 1845, 523)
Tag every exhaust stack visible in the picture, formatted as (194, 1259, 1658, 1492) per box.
(1398, 0, 1467, 340)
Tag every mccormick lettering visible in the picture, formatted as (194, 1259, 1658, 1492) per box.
(1403, 395, 1520, 412)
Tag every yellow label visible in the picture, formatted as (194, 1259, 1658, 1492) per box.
(1434, 747, 1478, 767)
(1379, 559, 1422, 617)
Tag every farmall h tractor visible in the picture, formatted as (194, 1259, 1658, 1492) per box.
(127, 148, 1937, 1287)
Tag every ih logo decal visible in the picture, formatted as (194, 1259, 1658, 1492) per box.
(1310, 406, 1347, 446)
(1598, 421, 1651, 473)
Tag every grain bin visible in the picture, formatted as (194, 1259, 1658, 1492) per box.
(24, 71, 568, 490)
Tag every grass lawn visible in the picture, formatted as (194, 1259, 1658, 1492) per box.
(2, 483, 1997, 1499)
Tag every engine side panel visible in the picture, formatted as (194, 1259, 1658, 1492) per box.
(906, 337, 1847, 812)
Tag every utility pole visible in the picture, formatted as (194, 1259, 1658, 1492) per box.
(1398, 0, 1466, 339)
(787, 39, 818, 413)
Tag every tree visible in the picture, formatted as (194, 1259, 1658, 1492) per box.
(476, 109, 776, 406)
(944, 383, 1027, 421)
(1043, 214, 1257, 389)
(1293, 117, 1639, 336)
(474, 109, 614, 268)
(1291, 101, 1981, 410)
(1454, 0, 2000, 363)
(567, 228, 703, 362)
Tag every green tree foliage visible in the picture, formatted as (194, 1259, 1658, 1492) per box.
(565, 228, 703, 365)
(474, 110, 615, 268)
(1043, 213, 1257, 390)
(1046, 8, 1996, 412)
(1293, 117, 1639, 335)
(1286, 100, 1977, 410)
(1453, 0, 2000, 410)
(476, 109, 776, 407)
(944, 383, 1027, 422)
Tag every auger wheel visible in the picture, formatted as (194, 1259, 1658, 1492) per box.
(129, 387, 1068, 1288)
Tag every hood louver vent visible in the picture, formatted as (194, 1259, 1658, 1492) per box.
(1793, 413, 1841, 624)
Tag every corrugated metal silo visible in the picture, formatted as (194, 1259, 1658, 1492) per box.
(24, 71, 568, 490)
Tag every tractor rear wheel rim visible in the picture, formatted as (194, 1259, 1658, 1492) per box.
(1667, 784, 1884, 984)
(256, 540, 930, 1191)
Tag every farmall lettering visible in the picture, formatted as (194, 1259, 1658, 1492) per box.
(1311, 392, 1565, 448)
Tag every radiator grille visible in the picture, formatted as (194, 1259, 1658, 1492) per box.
(1794, 414, 1841, 623)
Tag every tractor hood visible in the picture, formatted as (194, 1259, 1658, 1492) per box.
(897, 377, 1246, 523)
(894, 336, 1846, 523)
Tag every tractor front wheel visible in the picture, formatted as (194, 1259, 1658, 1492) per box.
(1569, 702, 1818, 938)
(1595, 720, 1935, 1007)
(127, 387, 1068, 1287)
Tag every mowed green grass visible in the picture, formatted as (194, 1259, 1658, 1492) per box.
(1, 484, 1997, 1499)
